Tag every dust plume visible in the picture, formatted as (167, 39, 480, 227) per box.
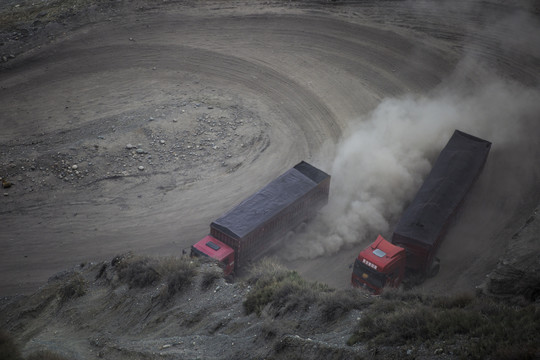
(285, 75, 540, 260)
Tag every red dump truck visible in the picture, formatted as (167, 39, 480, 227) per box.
(191, 161, 331, 275)
(352, 130, 492, 294)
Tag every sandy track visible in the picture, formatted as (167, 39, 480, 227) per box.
(1, 1, 539, 296)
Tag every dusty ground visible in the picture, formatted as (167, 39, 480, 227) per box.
(1, 1, 539, 359)
(1, 0, 539, 299)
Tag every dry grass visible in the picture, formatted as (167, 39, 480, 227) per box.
(347, 291, 540, 359)
(160, 257, 198, 298)
(319, 289, 371, 322)
(59, 272, 87, 303)
(114, 255, 160, 289)
(244, 259, 370, 321)
(200, 268, 222, 291)
(243, 259, 327, 316)
(113, 254, 198, 296)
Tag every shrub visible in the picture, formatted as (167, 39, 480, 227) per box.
(59, 273, 87, 303)
(245, 258, 290, 286)
(112, 255, 198, 296)
(0, 330, 22, 360)
(244, 260, 311, 316)
(319, 289, 372, 322)
(244, 259, 332, 317)
(348, 293, 540, 359)
(166, 268, 194, 297)
(158, 257, 197, 298)
(201, 270, 222, 291)
(244, 259, 371, 321)
(270, 272, 325, 315)
(244, 278, 281, 315)
(115, 255, 160, 289)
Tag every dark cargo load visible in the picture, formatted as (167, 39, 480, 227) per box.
(210, 161, 330, 269)
(392, 130, 491, 271)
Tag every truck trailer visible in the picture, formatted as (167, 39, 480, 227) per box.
(191, 161, 331, 275)
(352, 130, 492, 294)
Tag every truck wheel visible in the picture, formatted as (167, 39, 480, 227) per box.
(428, 258, 440, 277)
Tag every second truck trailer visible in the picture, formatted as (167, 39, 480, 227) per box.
(352, 130, 492, 294)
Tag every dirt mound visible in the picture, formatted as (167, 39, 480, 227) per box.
(2, 255, 538, 360)
(0, 256, 369, 359)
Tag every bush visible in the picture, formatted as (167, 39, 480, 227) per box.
(59, 273, 87, 303)
(245, 258, 290, 286)
(0, 330, 22, 360)
(244, 259, 332, 317)
(244, 259, 371, 322)
(319, 289, 371, 322)
(201, 270, 222, 291)
(348, 293, 540, 359)
(112, 254, 198, 297)
(165, 268, 195, 297)
(158, 257, 197, 298)
(114, 255, 160, 289)
(244, 259, 313, 316)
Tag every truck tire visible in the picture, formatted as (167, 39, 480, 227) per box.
(428, 258, 440, 278)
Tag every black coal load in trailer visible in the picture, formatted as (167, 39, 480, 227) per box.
(210, 161, 330, 271)
(392, 130, 492, 275)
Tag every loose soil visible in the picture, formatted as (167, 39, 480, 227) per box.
(1, 1, 539, 359)
(1, 0, 539, 298)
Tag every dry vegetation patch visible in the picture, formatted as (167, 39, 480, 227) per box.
(243, 261, 539, 359)
(110, 253, 199, 301)
(348, 290, 540, 359)
(244, 259, 372, 322)
(2, 256, 539, 360)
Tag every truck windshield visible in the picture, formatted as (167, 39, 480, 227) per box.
(353, 259, 386, 289)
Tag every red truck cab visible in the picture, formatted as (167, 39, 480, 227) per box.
(351, 235, 406, 294)
(191, 235, 235, 275)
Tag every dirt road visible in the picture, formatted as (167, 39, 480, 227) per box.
(1, 0, 539, 296)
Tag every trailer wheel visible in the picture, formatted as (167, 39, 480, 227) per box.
(428, 258, 440, 278)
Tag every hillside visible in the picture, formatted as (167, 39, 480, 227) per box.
(1, 243, 539, 360)
(1, 0, 539, 359)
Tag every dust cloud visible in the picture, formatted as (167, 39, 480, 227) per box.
(285, 74, 540, 260)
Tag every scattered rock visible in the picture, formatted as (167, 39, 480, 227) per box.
(138, 166, 145, 171)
